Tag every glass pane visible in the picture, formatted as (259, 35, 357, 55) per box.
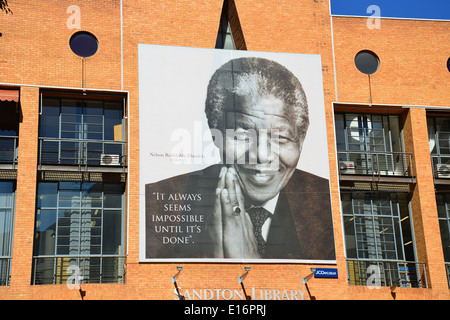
(0, 209, 12, 256)
(436, 118, 450, 132)
(355, 51, 379, 75)
(82, 183, 102, 207)
(344, 215, 357, 258)
(40, 99, 60, 138)
(61, 99, 81, 115)
(0, 182, 13, 208)
(34, 209, 57, 256)
(436, 194, 448, 218)
(335, 114, 346, 151)
(439, 219, 450, 261)
(37, 183, 58, 208)
(59, 189, 80, 208)
(104, 102, 123, 141)
(84, 100, 103, 115)
(103, 184, 123, 209)
(103, 210, 122, 254)
(428, 118, 437, 153)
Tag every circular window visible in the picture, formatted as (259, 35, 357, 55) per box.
(447, 57, 450, 72)
(355, 50, 380, 75)
(69, 31, 98, 58)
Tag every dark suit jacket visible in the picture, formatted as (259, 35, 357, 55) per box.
(145, 164, 335, 260)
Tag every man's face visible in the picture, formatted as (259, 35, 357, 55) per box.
(223, 94, 303, 205)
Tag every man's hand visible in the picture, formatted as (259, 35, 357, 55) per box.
(219, 167, 260, 259)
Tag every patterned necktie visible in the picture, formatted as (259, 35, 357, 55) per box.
(248, 207, 271, 256)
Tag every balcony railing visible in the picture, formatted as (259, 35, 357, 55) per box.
(338, 151, 413, 177)
(31, 255, 125, 285)
(431, 155, 450, 179)
(38, 138, 126, 167)
(0, 257, 11, 286)
(0, 136, 18, 165)
(347, 259, 428, 288)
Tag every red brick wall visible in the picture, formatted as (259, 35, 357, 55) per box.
(0, 0, 449, 300)
(0, 0, 122, 89)
(332, 16, 450, 107)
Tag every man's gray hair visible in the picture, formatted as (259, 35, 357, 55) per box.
(205, 57, 309, 142)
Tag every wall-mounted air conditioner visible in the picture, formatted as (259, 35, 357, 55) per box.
(436, 163, 450, 178)
(100, 154, 120, 166)
(339, 161, 356, 174)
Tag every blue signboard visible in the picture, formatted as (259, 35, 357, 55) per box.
(330, 0, 450, 21)
(314, 268, 338, 279)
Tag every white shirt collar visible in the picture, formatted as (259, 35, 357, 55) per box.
(261, 193, 279, 215)
(247, 193, 279, 215)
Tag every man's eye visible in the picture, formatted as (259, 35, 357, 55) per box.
(235, 131, 252, 141)
(281, 135, 294, 143)
(273, 135, 293, 144)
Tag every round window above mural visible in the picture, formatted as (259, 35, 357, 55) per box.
(69, 31, 99, 58)
(354, 50, 380, 75)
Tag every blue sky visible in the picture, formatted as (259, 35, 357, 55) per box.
(330, 0, 450, 20)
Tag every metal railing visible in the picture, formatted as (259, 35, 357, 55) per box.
(347, 259, 428, 288)
(38, 138, 126, 167)
(31, 255, 125, 285)
(338, 150, 414, 177)
(431, 155, 450, 178)
(0, 136, 18, 164)
(0, 257, 11, 286)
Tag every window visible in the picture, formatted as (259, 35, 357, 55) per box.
(215, 1, 235, 49)
(354, 50, 380, 75)
(69, 31, 99, 58)
(436, 193, 450, 262)
(427, 116, 450, 177)
(435, 193, 450, 288)
(0, 181, 15, 286)
(335, 113, 410, 176)
(342, 192, 414, 261)
(32, 181, 125, 284)
(0, 100, 19, 164)
(342, 191, 425, 287)
(39, 97, 125, 166)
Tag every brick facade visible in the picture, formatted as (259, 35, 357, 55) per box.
(0, 0, 449, 300)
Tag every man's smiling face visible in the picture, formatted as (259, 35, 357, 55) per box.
(224, 94, 303, 206)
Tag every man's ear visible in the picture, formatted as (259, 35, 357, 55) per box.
(209, 128, 224, 148)
(208, 128, 225, 161)
(297, 132, 307, 154)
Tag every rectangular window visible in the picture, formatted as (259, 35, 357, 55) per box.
(0, 181, 15, 286)
(32, 181, 125, 284)
(427, 116, 450, 177)
(0, 101, 19, 164)
(39, 97, 125, 166)
(335, 113, 410, 176)
(342, 192, 414, 261)
(436, 193, 450, 262)
(342, 191, 425, 287)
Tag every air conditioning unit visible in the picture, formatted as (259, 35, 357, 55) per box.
(100, 154, 120, 166)
(436, 163, 450, 178)
(339, 161, 356, 174)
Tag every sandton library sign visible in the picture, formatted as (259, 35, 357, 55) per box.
(174, 287, 308, 300)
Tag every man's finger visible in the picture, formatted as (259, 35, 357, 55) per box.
(225, 171, 240, 215)
(220, 188, 235, 218)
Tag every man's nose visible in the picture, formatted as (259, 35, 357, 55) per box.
(253, 132, 277, 164)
